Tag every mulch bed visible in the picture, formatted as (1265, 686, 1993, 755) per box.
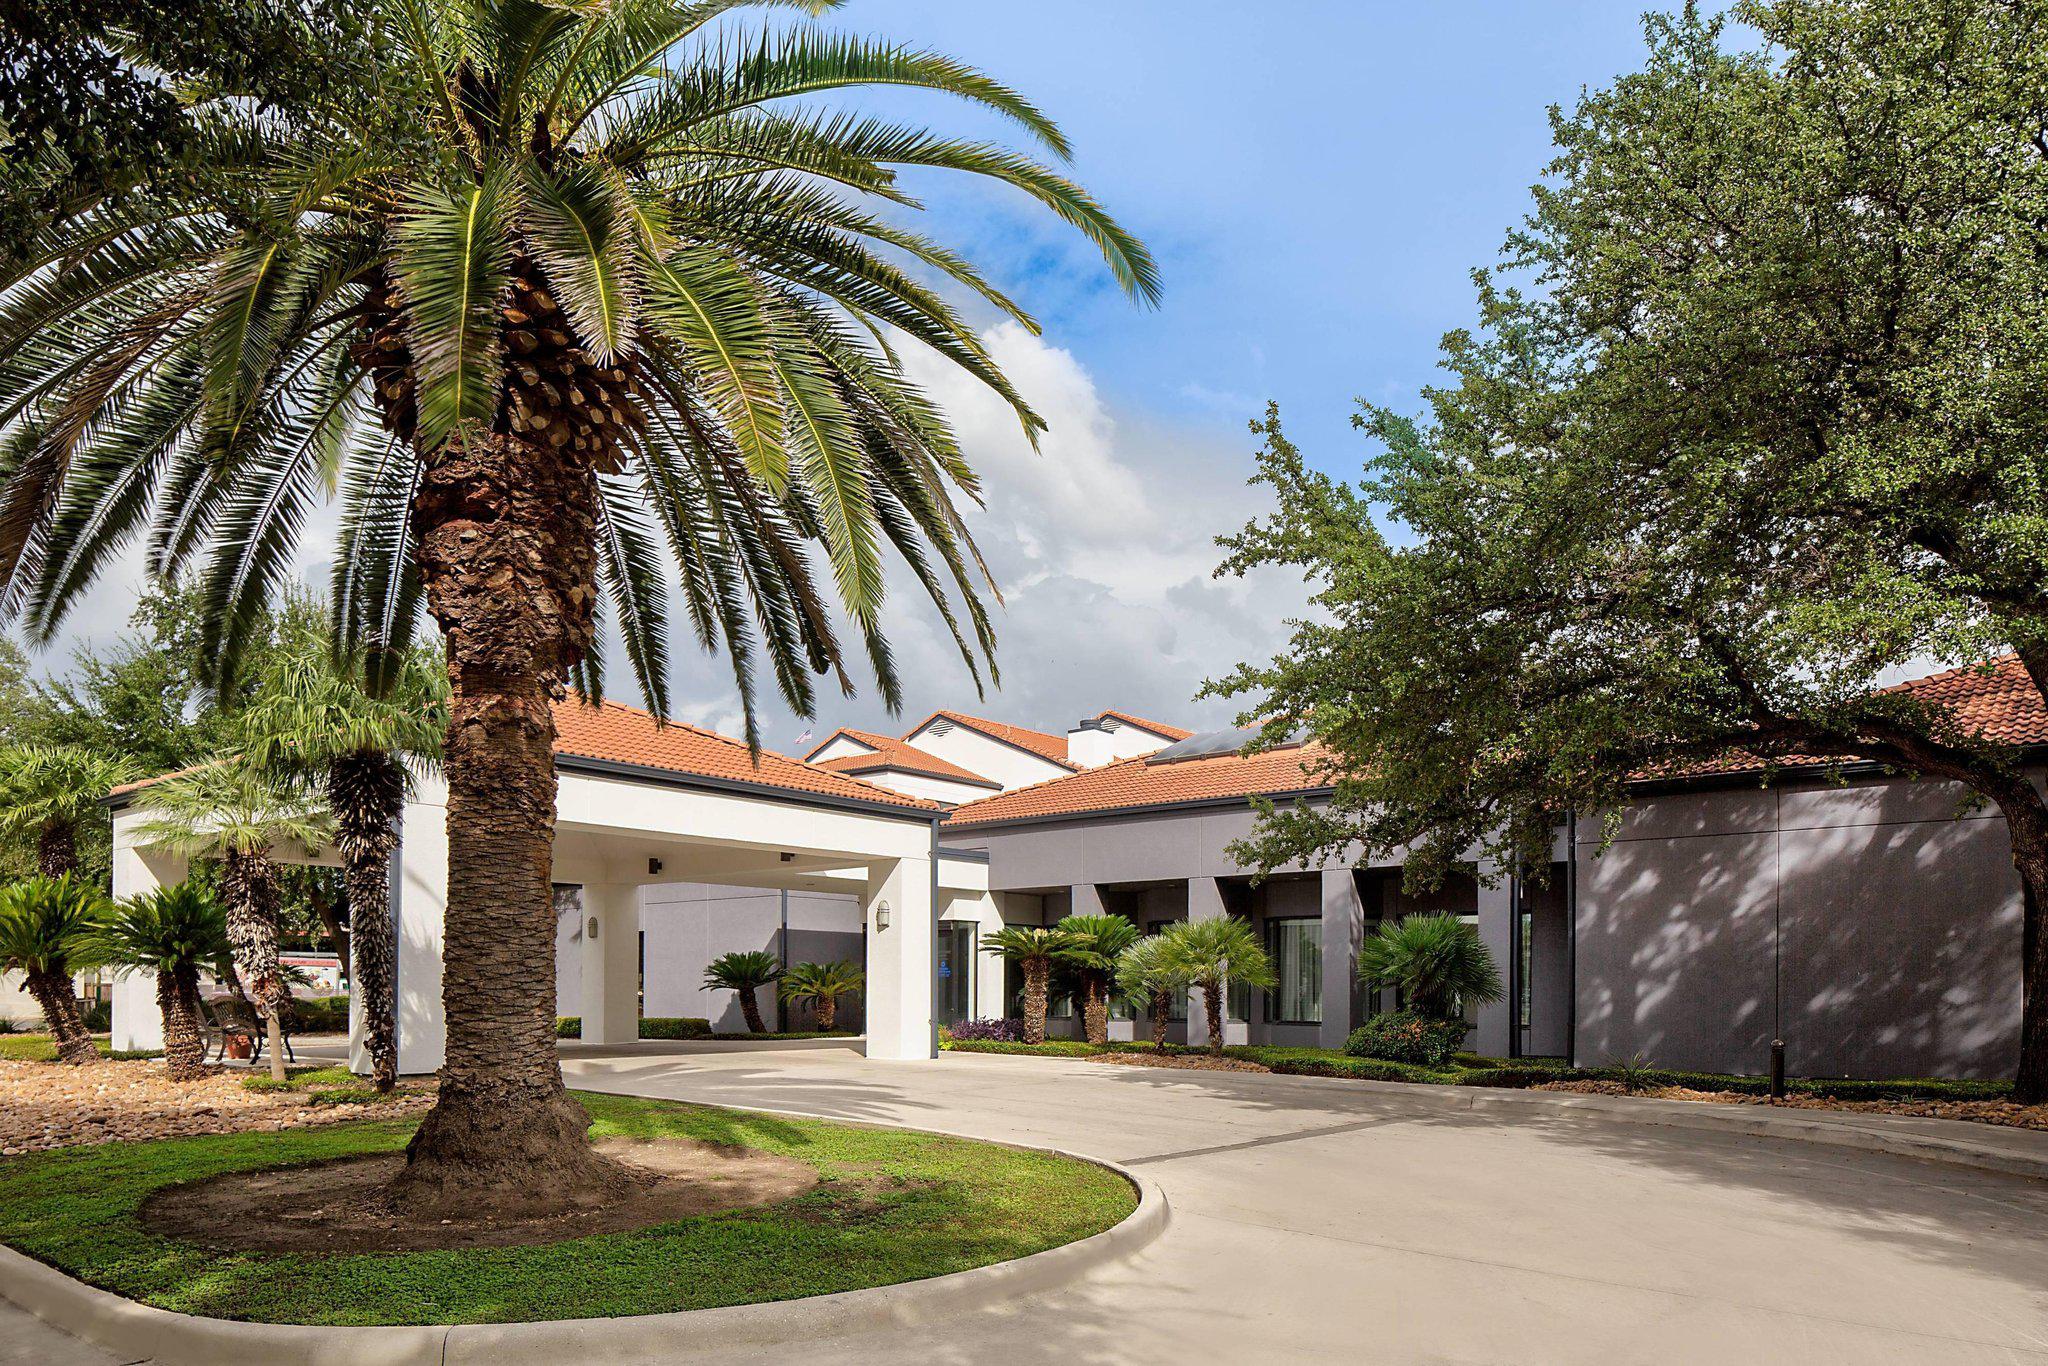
(0, 1059, 434, 1155)
(1085, 1051, 1272, 1074)
(1535, 1078, 2048, 1131)
(140, 1137, 819, 1253)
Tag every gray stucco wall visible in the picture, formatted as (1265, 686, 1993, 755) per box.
(1575, 773, 2027, 1079)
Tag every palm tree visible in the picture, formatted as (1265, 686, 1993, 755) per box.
(136, 762, 332, 1081)
(239, 601, 444, 1091)
(1114, 933, 1187, 1051)
(1356, 915, 1504, 1022)
(979, 925, 1086, 1046)
(1159, 918, 1276, 1056)
(778, 958, 862, 1030)
(0, 0, 1154, 1213)
(0, 874, 108, 1064)
(1060, 912, 1139, 1046)
(0, 744, 140, 875)
(704, 949, 782, 1033)
(89, 882, 234, 1080)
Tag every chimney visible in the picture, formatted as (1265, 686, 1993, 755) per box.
(1066, 716, 1118, 769)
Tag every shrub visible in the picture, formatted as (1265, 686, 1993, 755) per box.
(287, 995, 350, 1033)
(947, 1017, 1026, 1042)
(1451, 1065, 1562, 1089)
(80, 999, 112, 1032)
(555, 1016, 581, 1038)
(639, 1016, 712, 1040)
(1345, 1010, 1470, 1068)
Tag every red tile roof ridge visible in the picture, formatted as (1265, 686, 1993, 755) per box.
(1092, 709, 1194, 741)
(907, 708, 1077, 768)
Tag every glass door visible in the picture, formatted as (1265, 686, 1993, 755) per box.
(936, 921, 974, 1026)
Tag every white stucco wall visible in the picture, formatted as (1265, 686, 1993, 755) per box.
(905, 720, 1070, 791)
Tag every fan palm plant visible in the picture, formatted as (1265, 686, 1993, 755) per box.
(0, 744, 141, 875)
(1114, 933, 1187, 1051)
(703, 948, 781, 1033)
(0, 0, 1153, 1214)
(979, 924, 1086, 1046)
(1060, 912, 1139, 1047)
(239, 599, 444, 1091)
(89, 882, 234, 1080)
(135, 761, 332, 1081)
(0, 874, 109, 1063)
(777, 957, 861, 1030)
(1158, 918, 1276, 1056)
(1356, 914, 1504, 1022)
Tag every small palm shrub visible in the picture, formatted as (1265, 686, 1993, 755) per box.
(1157, 918, 1276, 1055)
(947, 1018, 1026, 1042)
(703, 950, 783, 1033)
(90, 883, 234, 1079)
(0, 875, 109, 1064)
(1346, 1010, 1471, 1068)
(1060, 914, 1141, 1046)
(1356, 915, 1504, 1020)
(779, 960, 864, 1030)
(1612, 1050, 1658, 1093)
(979, 926, 1089, 1045)
(1114, 934, 1189, 1049)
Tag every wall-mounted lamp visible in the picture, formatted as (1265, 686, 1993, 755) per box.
(648, 857, 664, 875)
(874, 900, 891, 931)
(587, 916, 600, 939)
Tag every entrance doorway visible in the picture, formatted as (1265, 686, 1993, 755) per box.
(936, 921, 975, 1026)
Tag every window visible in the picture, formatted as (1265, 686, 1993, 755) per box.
(1265, 917, 1323, 1024)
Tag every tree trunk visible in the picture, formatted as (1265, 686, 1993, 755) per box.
(1203, 980, 1225, 1056)
(739, 985, 767, 1034)
(158, 968, 206, 1080)
(307, 875, 349, 970)
(393, 426, 630, 1220)
(1021, 960, 1049, 1045)
(219, 845, 289, 1083)
(329, 750, 402, 1092)
(816, 995, 837, 1030)
(24, 967, 97, 1064)
(1150, 991, 1170, 1049)
(1082, 975, 1109, 1046)
(2003, 800, 2048, 1105)
(36, 820, 76, 877)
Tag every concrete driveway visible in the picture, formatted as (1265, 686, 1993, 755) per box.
(8, 1046, 2047, 1364)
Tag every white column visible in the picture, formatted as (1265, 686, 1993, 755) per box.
(108, 824, 186, 1052)
(1319, 867, 1364, 1049)
(391, 790, 447, 1077)
(579, 882, 640, 1044)
(864, 855, 934, 1060)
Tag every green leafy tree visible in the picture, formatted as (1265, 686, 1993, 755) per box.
(89, 882, 233, 1079)
(703, 949, 782, 1034)
(1209, 0, 2048, 1103)
(1355, 915, 1502, 1023)
(0, 0, 1154, 1212)
(778, 958, 862, 1030)
(979, 925, 1087, 1046)
(0, 743, 139, 875)
(135, 762, 332, 1081)
(1114, 933, 1188, 1050)
(1158, 918, 1274, 1055)
(240, 599, 444, 1091)
(0, 873, 108, 1063)
(1060, 912, 1140, 1046)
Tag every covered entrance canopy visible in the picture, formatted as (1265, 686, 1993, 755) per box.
(108, 699, 998, 1069)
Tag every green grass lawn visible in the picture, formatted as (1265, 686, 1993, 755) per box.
(0, 1091, 1135, 1326)
(0, 1034, 158, 1063)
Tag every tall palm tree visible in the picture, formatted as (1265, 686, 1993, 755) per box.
(1356, 915, 1503, 1022)
(136, 762, 333, 1082)
(0, 744, 140, 875)
(1060, 912, 1139, 1047)
(0, 0, 1154, 1213)
(703, 948, 781, 1033)
(1158, 918, 1276, 1056)
(1114, 933, 1187, 1051)
(240, 600, 444, 1091)
(979, 924, 1086, 1046)
(90, 882, 235, 1080)
(777, 957, 861, 1029)
(0, 874, 108, 1063)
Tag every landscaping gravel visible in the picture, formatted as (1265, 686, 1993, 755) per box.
(1535, 1078, 2048, 1131)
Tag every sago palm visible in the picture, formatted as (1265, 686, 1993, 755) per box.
(1060, 912, 1138, 1047)
(1158, 918, 1275, 1055)
(135, 761, 333, 1081)
(703, 948, 781, 1033)
(90, 882, 235, 1080)
(777, 957, 861, 1030)
(0, 874, 109, 1064)
(1356, 914, 1503, 1022)
(979, 924, 1086, 1046)
(1114, 933, 1187, 1051)
(0, 0, 1153, 1213)
(0, 744, 140, 875)
(240, 599, 445, 1091)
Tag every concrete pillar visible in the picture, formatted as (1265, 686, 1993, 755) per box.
(108, 829, 186, 1052)
(864, 856, 934, 1060)
(392, 789, 447, 1077)
(1069, 883, 1106, 919)
(1183, 876, 1246, 1048)
(1472, 862, 1517, 1058)
(579, 882, 640, 1044)
(1319, 867, 1364, 1050)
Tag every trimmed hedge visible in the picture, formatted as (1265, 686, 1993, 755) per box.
(553, 1016, 714, 1040)
(1345, 1011, 1470, 1068)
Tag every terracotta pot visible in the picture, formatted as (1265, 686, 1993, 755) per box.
(225, 1035, 253, 1060)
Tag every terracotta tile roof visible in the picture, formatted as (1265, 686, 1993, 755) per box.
(1092, 710, 1193, 741)
(909, 710, 1075, 768)
(808, 728, 999, 788)
(552, 700, 940, 811)
(944, 743, 1332, 827)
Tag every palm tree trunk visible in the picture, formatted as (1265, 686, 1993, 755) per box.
(816, 995, 837, 1030)
(1082, 975, 1109, 1046)
(25, 967, 97, 1064)
(329, 750, 402, 1092)
(36, 820, 76, 877)
(1150, 991, 1169, 1049)
(1021, 960, 1049, 1045)
(1203, 980, 1225, 1056)
(394, 427, 631, 1219)
(219, 845, 289, 1082)
(740, 986, 767, 1034)
(158, 969, 206, 1080)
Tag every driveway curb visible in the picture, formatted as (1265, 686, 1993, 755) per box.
(0, 1119, 1167, 1366)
